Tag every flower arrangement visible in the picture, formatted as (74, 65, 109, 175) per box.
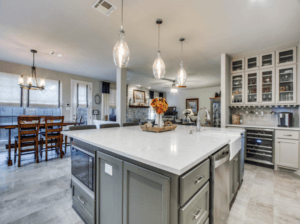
(150, 98, 168, 114)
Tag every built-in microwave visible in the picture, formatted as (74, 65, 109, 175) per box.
(71, 144, 95, 192)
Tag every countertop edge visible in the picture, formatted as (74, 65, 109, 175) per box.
(226, 124, 300, 131)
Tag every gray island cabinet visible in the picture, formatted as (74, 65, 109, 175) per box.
(62, 126, 244, 224)
(95, 146, 210, 224)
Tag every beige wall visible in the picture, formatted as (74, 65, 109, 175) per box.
(0, 60, 104, 121)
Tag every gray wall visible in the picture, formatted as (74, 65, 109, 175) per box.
(0, 60, 103, 121)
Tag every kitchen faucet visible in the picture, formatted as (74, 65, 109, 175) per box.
(196, 107, 211, 132)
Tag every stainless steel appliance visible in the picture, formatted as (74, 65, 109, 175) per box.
(240, 133, 245, 183)
(278, 112, 293, 127)
(245, 128, 275, 167)
(71, 141, 95, 192)
(210, 98, 221, 127)
(210, 145, 230, 224)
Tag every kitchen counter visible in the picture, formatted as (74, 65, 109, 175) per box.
(62, 126, 243, 175)
(227, 124, 300, 130)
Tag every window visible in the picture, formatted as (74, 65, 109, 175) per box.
(0, 72, 21, 106)
(78, 83, 88, 108)
(29, 78, 60, 107)
(109, 89, 116, 108)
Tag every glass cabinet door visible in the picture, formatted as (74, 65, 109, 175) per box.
(276, 47, 296, 66)
(260, 69, 274, 104)
(231, 58, 244, 73)
(231, 74, 244, 104)
(276, 65, 296, 103)
(260, 52, 274, 69)
(246, 71, 258, 104)
(246, 56, 259, 71)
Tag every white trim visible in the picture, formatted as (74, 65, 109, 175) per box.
(259, 51, 275, 69)
(245, 55, 259, 71)
(245, 70, 259, 104)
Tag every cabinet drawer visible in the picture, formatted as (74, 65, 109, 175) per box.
(180, 182, 209, 224)
(276, 130, 299, 140)
(72, 179, 94, 224)
(180, 159, 210, 206)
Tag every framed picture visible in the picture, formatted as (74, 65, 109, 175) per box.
(186, 98, 199, 115)
(133, 90, 145, 104)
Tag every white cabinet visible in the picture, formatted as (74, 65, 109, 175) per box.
(231, 73, 244, 105)
(245, 55, 259, 71)
(276, 65, 296, 104)
(259, 68, 275, 104)
(231, 58, 244, 73)
(245, 71, 259, 104)
(276, 47, 296, 66)
(276, 139, 299, 170)
(260, 52, 275, 69)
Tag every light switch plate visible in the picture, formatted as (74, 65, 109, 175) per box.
(105, 163, 113, 176)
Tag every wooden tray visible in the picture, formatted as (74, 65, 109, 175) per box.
(140, 121, 177, 133)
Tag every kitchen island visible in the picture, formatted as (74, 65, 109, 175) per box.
(62, 126, 244, 224)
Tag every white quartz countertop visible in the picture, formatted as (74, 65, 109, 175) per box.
(62, 126, 243, 175)
(226, 124, 300, 131)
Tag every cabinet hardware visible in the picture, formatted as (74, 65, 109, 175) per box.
(194, 175, 205, 184)
(193, 208, 203, 220)
(283, 135, 292, 136)
(77, 196, 86, 205)
(277, 141, 295, 144)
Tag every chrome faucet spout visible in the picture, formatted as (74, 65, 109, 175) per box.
(196, 107, 210, 132)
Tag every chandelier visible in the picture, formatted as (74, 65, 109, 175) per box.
(18, 50, 45, 90)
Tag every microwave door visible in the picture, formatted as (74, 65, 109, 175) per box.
(72, 148, 90, 188)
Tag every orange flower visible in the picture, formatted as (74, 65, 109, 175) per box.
(151, 97, 168, 114)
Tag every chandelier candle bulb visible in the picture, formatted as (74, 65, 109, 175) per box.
(27, 77, 33, 86)
(18, 76, 24, 85)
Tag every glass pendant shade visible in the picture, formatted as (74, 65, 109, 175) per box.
(113, 31, 130, 68)
(177, 62, 187, 86)
(27, 77, 33, 85)
(18, 76, 24, 85)
(153, 51, 165, 79)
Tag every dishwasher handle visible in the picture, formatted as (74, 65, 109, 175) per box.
(214, 152, 230, 169)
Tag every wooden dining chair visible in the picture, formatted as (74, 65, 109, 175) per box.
(14, 116, 40, 167)
(42, 116, 64, 161)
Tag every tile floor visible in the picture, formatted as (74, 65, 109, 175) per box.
(227, 163, 300, 224)
(0, 150, 300, 224)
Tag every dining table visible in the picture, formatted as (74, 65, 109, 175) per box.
(0, 121, 82, 166)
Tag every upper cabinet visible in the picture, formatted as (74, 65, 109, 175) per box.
(276, 65, 296, 104)
(246, 56, 259, 71)
(231, 73, 244, 105)
(245, 71, 259, 104)
(231, 58, 244, 73)
(260, 52, 275, 69)
(260, 68, 275, 104)
(276, 47, 296, 66)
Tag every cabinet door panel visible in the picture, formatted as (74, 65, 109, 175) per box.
(260, 52, 275, 69)
(231, 58, 244, 73)
(276, 47, 296, 66)
(276, 65, 296, 104)
(123, 162, 170, 224)
(276, 140, 299, 169)
(231, 73, 244, 105)
(246, 55, 259, 71)
(96, 151, 123, 224)
(260, 69, 275, 104)
(245, 71, 259, 104)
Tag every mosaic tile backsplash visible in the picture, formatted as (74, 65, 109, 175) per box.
(229, 106, 300, 127)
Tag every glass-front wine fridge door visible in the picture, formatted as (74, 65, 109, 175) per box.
(231, 73, 244, 104)
(260, 69, 275, 104)
(276, 65, 296, 104)
(246, 71, 258, 104)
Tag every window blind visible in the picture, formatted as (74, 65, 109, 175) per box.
(0, 72, 21, 106)
(109, 89, 116, 108)
(78, 83, 88, 107)
(29, 78, 59, 107)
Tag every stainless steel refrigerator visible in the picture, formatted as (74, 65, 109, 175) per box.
(210, 97, 221, 128)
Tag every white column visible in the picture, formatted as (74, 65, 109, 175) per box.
(116, 68, 127, 126)
(221, 53, 230, 128)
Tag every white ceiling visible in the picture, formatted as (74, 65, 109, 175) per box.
(0, 0, 300, 91)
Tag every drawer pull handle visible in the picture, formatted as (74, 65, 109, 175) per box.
(193, 208, 202, 220)
(284, 135, 292, 136)
(77, 196, 85, 205)
(195, 176, 205, 184)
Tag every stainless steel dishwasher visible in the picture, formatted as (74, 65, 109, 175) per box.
(210, 145, 230, 224)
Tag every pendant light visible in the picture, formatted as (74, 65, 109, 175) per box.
(18, 50, 45, 90)
(152, 19, 165, 79)
(113, 0, 130, 68)
(176, 38, 187, 86)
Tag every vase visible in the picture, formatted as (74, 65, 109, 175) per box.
(155, 113, 164, 128)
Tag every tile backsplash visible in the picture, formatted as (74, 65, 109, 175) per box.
(229, 106, 300, 127)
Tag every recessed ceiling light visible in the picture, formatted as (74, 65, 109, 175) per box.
(57, 54, 63, 57)
(148, 87, 151, 89)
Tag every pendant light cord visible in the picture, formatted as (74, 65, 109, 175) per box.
(121, 0, 123, 30)
(158, 24, 160, 51)
(181, 41, 183, 63)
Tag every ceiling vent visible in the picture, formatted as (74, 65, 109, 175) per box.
(92, 0, 117, 16)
